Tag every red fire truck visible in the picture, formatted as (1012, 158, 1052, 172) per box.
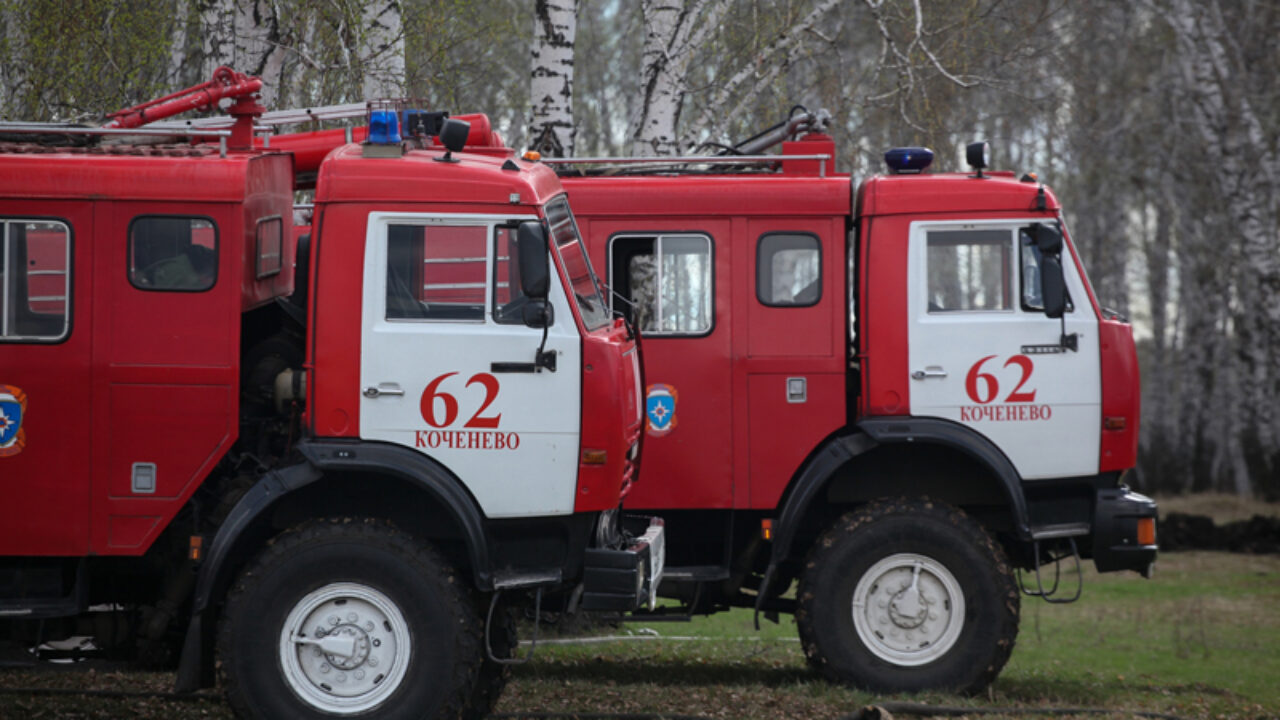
(549, 110, 1158, 694)
(0, 69, 662, 720)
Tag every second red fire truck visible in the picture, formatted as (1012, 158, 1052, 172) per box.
(552, 109, 1157, 694)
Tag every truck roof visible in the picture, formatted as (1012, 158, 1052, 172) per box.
(858, 171, 1062, 217)
(561, 167, 1061, 219)
(0, 143, 285, 202)
(315, 143, 566, 208)
(561, 172, 851, 217)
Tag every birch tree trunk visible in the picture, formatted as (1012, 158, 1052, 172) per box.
(167, 0, 196, 88)
(680, 0, 841, 149)
(198, 0, 284, 107)
(630, 0, 729, 156)
(529, 0, 577, 157)
(361, 0, 405, 100)
(199, 0, 235, 76)
(0, 1, 28, 117)
(1163, 0, 1280, 495)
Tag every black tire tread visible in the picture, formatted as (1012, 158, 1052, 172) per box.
(217, 517, 481, 720)
(796, 497, 1019, 694)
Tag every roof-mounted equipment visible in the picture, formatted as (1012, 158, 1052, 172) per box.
(884, 147, 933, 174)
(726, 106, 832, 155)
(967, 141, 990, 178)
(434, 118, 470, 163)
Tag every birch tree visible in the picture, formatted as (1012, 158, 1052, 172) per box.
(529, 0, 577, 156)
(197, 0, 283, 106)
(629, 0, 730, 155)
(0, 1, 27, 117)
(361, 0, 405, 99)
(1158, 0, 1280, 496)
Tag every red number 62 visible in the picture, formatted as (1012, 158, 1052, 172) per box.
(964, 355, 1037, 404)
(420, 372, 503, 428)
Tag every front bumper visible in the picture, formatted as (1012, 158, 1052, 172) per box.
(1092, 486, 1158, 576)
(580, 518, 666, 611)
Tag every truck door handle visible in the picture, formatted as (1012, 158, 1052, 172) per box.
(363, 383, 405, 398)
(911, 368, 947, 380)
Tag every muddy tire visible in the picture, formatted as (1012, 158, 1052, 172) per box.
(796, 498, 1019, 694)
(218, 518, 480, 720)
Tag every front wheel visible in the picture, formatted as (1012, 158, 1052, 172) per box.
(218, 518, 480, 720)
(796, 498, 1019, 694)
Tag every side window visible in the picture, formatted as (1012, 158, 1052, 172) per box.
(925, 229, 1012, 312)
(1018, 226, 1073, 313)
(129, 216, 217, 292)
(1, 219, 71, 342)
(492, 225, 536, 325)
(609, 234, 712, 336)
(386, 223, 487, 322)
(255, 216, 283, 279)
(757, 233, 821, 306)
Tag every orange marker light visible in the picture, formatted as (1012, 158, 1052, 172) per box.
(1137, 517, 1156, 546)
(523, 151, 542, 162)
(581, 449, 608, 465)
(189, 535, 204, 562)
(1104, 416, 1127, 431)
(761, 518, 774, 540)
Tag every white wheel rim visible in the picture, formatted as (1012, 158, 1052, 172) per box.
(278, 582, 412, 714)
(851, 552, 965, 666)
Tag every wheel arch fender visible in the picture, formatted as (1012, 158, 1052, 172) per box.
(757, 417, 1031, 615)
(175, 439, 492, 692)
(855, 417, 1031, 540)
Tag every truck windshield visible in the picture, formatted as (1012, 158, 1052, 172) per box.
(546, 196, 611, 330)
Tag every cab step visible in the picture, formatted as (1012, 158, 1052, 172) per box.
(0, 559, 85, 619)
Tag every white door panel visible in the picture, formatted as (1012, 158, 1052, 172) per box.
(907, 220, 1100, 480)
(359, 213, 581, 518)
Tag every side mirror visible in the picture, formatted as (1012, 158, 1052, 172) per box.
(1033, 222, 1063, 255)
(521, 302, 554, 329)
(1041, 254, 1067, 319)
(517, 221, 551, 300)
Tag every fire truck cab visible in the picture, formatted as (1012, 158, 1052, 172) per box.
(0, 75, 658, 720)
(556, 118, 1157, 694)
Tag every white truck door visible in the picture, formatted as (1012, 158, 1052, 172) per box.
(359, 213, 582, 518)
(906, 220, 1100, 479)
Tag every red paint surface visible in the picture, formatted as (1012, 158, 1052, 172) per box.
(564, 175, 850, 511)
(576, 318, 643, 512)
(1098, 317, 1140, 472)
(0, 150, 290, 555)
(0, 201, 92, 555)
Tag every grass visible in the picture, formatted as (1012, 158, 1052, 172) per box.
(498, 551, 1280, 719)
(1, 551, 1277, 719)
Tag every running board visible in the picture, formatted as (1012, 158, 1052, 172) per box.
(1030, 522, 1090, 540)
(0, 560, 86, 619)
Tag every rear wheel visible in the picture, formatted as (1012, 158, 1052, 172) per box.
(796, 498, 1019, 694)
(218, 518, 480, 720)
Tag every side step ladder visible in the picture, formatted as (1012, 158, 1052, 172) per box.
(1019, 523, 1088, 603)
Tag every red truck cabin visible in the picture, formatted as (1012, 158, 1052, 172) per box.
(562, 146, 1151, 576)
(0, 145, 294, 557)
(305, 142, 642, 518)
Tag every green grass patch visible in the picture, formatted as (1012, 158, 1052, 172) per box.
(499, 551, 1280, 719)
